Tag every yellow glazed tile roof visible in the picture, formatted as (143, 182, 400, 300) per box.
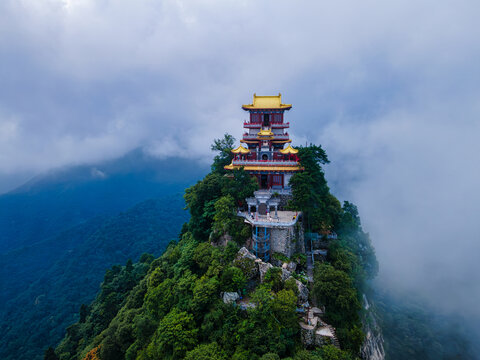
(257, 129, 274, 136)
(279, 144, 299, 154)
(242, 93, 292, 110)
(231, 145, 250, 154)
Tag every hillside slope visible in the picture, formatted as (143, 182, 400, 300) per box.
(0, 149, 207, 254)
(0, 196, 188, 360)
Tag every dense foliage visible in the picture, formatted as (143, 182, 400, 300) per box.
(0, 197, 188, 360)
(290, 145, 379, 356)
(54, 234, 359, 360)
(374, 289, 476, 360)
(50, 136, 363, 360)
(289, 145, 341, 233)
(184, 135, 257, 242)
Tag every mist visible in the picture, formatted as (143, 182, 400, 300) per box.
(1, 0, 479, 348)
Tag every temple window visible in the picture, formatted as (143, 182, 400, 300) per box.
(263, 114, 270, 126)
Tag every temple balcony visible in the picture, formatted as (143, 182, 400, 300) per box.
(231, 159, 299, 167)
(271, 122, 290, 128)
(243, 122, 262, 128)
(242, 133, 290, 140)
(242, 134, 260, 140)
(238, 210, 301, 228)
(243, 121, 290, 129)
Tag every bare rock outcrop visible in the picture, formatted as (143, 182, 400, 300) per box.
(258, 261, 273, 282)
(222, 292, 240, 304)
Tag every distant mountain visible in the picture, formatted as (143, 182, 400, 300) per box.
(0, 197, 188, 360)
(0, 150, 208, 360)
(0, 149, 208, 254)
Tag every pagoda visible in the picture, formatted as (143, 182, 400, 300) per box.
(224, 93, 303, 190)
(225, 94, 304, 261)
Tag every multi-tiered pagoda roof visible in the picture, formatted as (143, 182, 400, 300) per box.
(225, 94, 303, 190)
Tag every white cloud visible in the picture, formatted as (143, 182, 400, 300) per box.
(1, 0, 480, 334)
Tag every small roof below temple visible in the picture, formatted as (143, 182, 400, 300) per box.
(231, 145, 250, 154)
(257, 129, 274, 138)
(242, 93, 292, 110)
(279, 144, 299, 154)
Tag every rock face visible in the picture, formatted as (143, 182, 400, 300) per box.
(281, 268, 292, 281)
(361, 294, 385, 360)
(287, 276, 309, 304)
(236, 247, 257, 261)
(258, 261, 273, 282)
(270, 224, 305, 258)
(284, 261, 297, 272)
(223, 292, 240, 304)
(234, 247, 259, 279)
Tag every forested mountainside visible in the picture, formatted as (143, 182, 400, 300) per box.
(48, 138, 379, 360)
(0, 196, 189, 360)
(0, 149, 207, 253)
(374, 289, 476, 360)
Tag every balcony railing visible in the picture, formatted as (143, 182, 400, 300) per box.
(232, 159, 299, 166)
(243, 121, 290, 128)
(271, 122, 290, 128)
(243, 133, 290, 140)
(243, 122, 261, 128)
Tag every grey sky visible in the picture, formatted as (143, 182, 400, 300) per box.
(1, 0, 480, 335)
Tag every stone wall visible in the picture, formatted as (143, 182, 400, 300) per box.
(270, 223, 304, 258)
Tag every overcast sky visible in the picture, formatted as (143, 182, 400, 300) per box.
(1, 0, 480, 336)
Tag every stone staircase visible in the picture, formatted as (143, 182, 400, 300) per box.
(325, 324, 341, 348)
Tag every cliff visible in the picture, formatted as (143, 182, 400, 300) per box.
(48, 140, 382, 360)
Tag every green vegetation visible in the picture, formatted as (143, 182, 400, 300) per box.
(184, 135, 257, 242)
(53, 235, 302, 360)
(290, 144, 378, 356)
(374, 289, 476, 360)
(49, 137, 376, 360)
(289, 145, 341, 232)
(0, 197, 188, 360)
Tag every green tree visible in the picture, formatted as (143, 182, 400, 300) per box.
(289, 145, 341, 232)
(222, 168, 258, 205)
(146, 308, 198, 359)
(317, 344, 354, 360)
(79, 304, 89, 323)
(271, 289, 298, 328)
(313, 263, 360, 327)
(284, 277, 299, 296)
(260, 353, 280, 360)
(221, 266, 247, 292)
(211, 133, 235, 174)
(337, 201, 378, 280)
(43, 347, 58, 360)
(264, 267, 283, 292)
(144, 278, 175, 319)
(185, 342, 226, 360)
(191, 275, 220, 313)
(212, 195, 236, 238)
(184, 173, 223, 240)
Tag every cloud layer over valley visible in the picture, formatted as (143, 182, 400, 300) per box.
(1, 0, 480, 344)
